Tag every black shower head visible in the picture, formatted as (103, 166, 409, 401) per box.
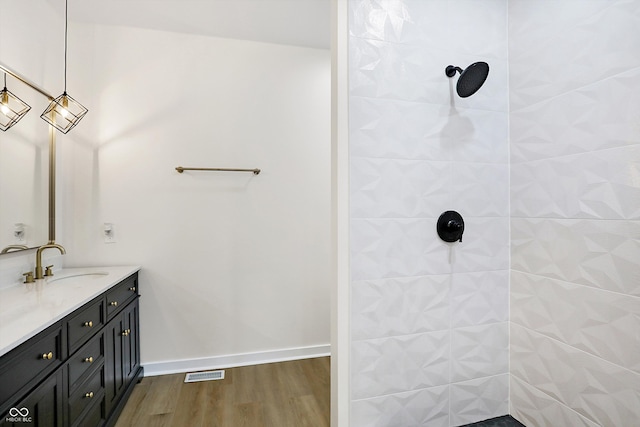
(445, 62, 489, 98)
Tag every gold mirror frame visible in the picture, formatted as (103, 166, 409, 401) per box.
(0, 63, 58, 251)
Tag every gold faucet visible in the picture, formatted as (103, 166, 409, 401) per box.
(35, 243, 66, 279)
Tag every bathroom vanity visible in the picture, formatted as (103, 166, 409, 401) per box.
(0, 266, 142, 427)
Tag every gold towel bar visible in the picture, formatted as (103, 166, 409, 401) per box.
(175, 166, 261, 175)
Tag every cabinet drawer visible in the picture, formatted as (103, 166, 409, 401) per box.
(68, 365, 104, 426)
(67, 299, 104, 354)
(0, 324, 62, 409)
(106, 275, 138, 320)
(68, 332, 104, 392)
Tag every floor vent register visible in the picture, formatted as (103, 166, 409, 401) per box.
(184, 370, 225, 383)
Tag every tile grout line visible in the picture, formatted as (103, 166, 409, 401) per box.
(350, 155, 510, 165)
(510, 269, 640, 301)
(351, 269, 510, 283)
(509, 216, 640, 222)
(509, 143, 640, 166)
(350, 372, 511, 404)
(351, 320, 510, 344)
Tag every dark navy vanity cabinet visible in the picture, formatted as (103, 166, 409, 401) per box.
(0, 272, 142, 427)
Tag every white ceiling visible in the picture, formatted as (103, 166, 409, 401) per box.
(45, 0, 330, 49)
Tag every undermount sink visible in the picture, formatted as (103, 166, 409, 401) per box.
(47, 271, 109, 284)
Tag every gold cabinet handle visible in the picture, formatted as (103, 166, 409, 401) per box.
(41, 352, 53, 360)
(129, 286, 136, 292)
(84, 356, 94, 363)
(110, 301, 118, 307)
(122, 330, 129, 337)
(83, 321, 93, 327)
(85, 392, 94, 399)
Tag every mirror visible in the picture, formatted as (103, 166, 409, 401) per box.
(0, 63, 56, 255)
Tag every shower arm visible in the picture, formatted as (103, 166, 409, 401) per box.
(445, 65, 464, 78)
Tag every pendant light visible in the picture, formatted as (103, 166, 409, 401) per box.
(41, 0, 88, 133)
(0, 73, 31, 131)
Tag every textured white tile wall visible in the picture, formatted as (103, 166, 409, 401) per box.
(510, 376, 599, 427)
(349, 1, 510, 425)
(509, 0, 640, 111)
(450, 374, 509, 426)
(510, 68, 640, 164)
(511, 271, 640, 373)
(511, 324, 640, 426)
(349, 1, 639, 425)
(509, 1, 640, 425)
(511, 218, 640, 296)
(351, 385, 450, 427)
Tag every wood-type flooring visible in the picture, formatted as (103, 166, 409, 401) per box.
(114, 357, 330, 427)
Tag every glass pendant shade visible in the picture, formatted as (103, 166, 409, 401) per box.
(0, 86, 31, 131)
(41, 91, 88, 134)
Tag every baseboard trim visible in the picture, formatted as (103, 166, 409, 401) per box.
(142, 344, 331, 377)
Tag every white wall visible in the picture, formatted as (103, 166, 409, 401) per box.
(347, 1, 510, 426)
(509, 1, 640, 425)
(58, 24, 332, 370)
(0, 2, 332, 371)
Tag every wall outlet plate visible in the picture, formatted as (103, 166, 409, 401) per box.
(104, 223, 116, 243)
(14, 223, 26, 244)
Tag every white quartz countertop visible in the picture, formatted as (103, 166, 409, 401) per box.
(0, 266, 141, 357)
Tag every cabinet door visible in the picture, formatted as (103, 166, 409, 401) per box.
(104, 298, 140, 415)
(0, 369, 64, 427)
(104, 311, 125, 414)
(122, 300, 140, 383)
